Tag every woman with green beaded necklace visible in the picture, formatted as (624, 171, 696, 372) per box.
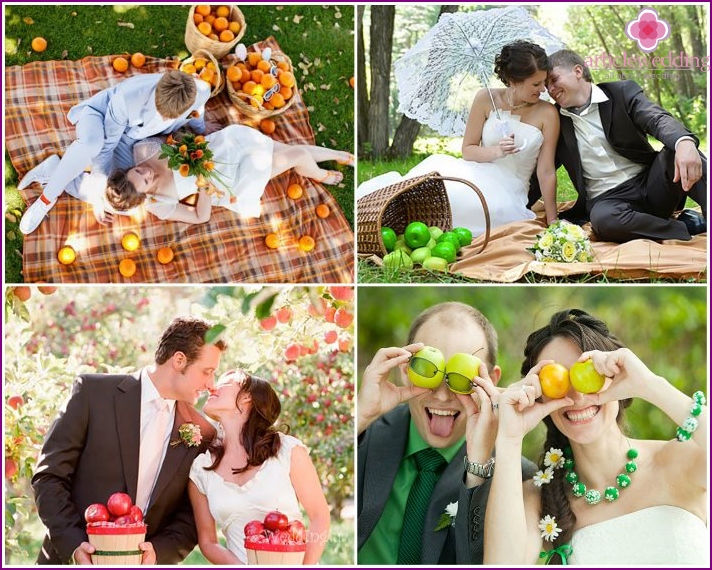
(482, 309, 707, 565)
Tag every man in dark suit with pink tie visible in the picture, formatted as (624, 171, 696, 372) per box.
(32, 316, 226, 565)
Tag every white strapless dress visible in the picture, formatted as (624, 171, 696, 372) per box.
(568, 505, 708, 565)
(138, 124, 274, 220)
(356, 110, 543, 237)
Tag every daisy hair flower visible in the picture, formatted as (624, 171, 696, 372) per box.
(171, 423, 202, 448)
(532, 467, 555, 487)
(538, 514, 562, 542)
(544, 448, 565, 469)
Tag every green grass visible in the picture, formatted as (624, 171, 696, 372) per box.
(4, 4, 354, 283)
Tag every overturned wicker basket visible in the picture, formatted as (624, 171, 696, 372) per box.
(185, 4, 246, 60)
(357, 172, 490, 256)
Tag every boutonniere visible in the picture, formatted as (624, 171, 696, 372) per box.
(434, 501, 458, 531)
(189, 110, 201, 119)
(170, 423, 202, 448)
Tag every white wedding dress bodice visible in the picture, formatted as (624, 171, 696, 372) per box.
(134, 124, 274, 220)
(188, 433, 306, 564)
(356, 110, 544, 237)
(568, 505, 708, 565)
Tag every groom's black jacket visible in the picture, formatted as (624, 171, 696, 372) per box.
(528, 80, 699, 221)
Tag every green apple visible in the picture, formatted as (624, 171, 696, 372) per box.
(382, 250, 413, 272)
(422, 256, 448, 272)
(431, 242, 457, 263)
(404, 221, 430, 249)
(570, 360, 605, 394)
(445, 353, 481, 394)
(408, 346, 446, 389)
(426, 238, 437, 250)
(410, 247, 432, 265)
(393, 239, 412, 255)
(428, 226, 444, 241)
(381, 227, 397, 252)
(437, 232, 462, 252)
(452, 227, 473, 247)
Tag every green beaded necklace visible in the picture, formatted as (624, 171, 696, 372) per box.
(562, 446, 638, 505)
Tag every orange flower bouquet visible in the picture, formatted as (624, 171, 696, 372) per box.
(159, 133, 229, 198)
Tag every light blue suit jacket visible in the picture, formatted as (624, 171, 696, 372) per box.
(67, 73, 211, 176)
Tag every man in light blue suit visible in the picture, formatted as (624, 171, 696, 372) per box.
(19, 70, 211, 234)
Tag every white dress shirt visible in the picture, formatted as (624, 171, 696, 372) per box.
(560, 84, 645, 199)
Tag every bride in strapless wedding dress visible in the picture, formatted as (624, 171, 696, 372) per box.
(357, 41, 560, 237)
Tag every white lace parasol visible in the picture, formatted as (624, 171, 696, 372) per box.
(395, 6, 565, 136)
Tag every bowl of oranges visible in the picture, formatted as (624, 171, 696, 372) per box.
(225, 48, 297, 121)
(185, 4, 245, 60)
(179, 48, 224, 98)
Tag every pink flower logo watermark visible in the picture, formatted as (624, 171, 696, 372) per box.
(625, 8, 670, 53)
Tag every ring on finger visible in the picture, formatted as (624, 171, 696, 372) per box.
(491, 403, 499, 411)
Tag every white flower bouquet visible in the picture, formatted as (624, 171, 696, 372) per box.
(528, 220, 593, 263)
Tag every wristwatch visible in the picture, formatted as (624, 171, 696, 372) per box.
(464, 456, 495, 478)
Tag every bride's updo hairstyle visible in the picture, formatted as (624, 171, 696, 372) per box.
(105, 170, 147, 211)
(155, 70, 197, 119)
(494, 40, 549, 86)
(205, 371, 290, 475)
(521, 309, 632, 564)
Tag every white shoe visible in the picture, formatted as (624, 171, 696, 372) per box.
(17, 154, 60, 190)
(19, 197, 55, 234)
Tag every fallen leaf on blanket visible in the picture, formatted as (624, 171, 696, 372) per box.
(23, 16, 34, 25)
(117, 21, 135, 29)
(5, 213, 17, 223)
(7, 231, 16, 241)
(292, 14, 303, 24)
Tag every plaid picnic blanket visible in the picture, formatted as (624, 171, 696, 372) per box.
(6, 38, 354, 284)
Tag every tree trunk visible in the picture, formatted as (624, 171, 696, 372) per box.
(386, 5, 460, 160)
(664, 9, 694, 99)
(367, 6, 395, 158)
(357, 6, 369, 154)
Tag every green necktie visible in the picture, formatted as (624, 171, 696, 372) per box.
(396, 448, 447, 564)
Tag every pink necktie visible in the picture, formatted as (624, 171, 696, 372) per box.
(136, 399, 171, 513)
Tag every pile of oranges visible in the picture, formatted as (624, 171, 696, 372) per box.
(226, 51, 296, 111)
(192, 5, 241, 44)
(180, 53, 221, 91)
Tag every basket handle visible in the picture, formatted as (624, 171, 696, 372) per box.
(427, 175, 491, 254)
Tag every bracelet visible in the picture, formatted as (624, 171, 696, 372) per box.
(676, 391, 706, 442)
(464, 456, 495, 478)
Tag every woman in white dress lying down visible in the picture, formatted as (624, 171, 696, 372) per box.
(357, 41, 559, 237)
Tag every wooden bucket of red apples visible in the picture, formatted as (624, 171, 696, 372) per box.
(244, 510, 307, 565)
(85, 492, 146, 565)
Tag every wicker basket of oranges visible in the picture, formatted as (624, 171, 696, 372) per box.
(185, 4, 246, 60)
(225, 49, 297, 121)
(179, 49, 224, 98)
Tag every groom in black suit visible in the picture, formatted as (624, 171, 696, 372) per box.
(540, 49, 706, 243)
(32, 316, 225, 565)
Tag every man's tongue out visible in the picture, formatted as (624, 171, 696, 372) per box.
(428, 408, 456, 438)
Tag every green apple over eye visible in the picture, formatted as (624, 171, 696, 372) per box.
(407, 346, 446, 389)
(570, 360, 605, 394)
(445, 353, 481, 394)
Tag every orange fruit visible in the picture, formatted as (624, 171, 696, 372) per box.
(216, 5, 231, 18)
(265, 233, 280, 249)
(257, 59, 272, 73)
(316, 204, 330, 218)
(157, 247, 174, 264)
(195, 5, 211, 16)
(131, 52, 146, 68)
(261, 74, 277, 90)
(349, 76, 355, 88)
(119, 258, 137, 278)
(250, 69, 264, 84)
(279, 86, 293, 100)
(270, 92, 286, 108)
(193, 13, 204, 25)
(121, 232, 140, 252)
(260, 119, 276, 135)
(241, 80, 257, 96)
(219, 29, 234, 43)
(539, 363, 571, 399)
(57, 246, 76, 265)
(228, 21, 241, 34)
(278, 71, 295, 88)
(276, 60, 290, 72)
(112, 57, 129, 73)
(197, 21, 212, 36)
(287, 183, 303, 200)
(226, 65, 241, 83)
(31, 37, 48, 52)
(298, 235, 316, 252)
(247, 52, 262, 68)
(213, 16, 228, 32)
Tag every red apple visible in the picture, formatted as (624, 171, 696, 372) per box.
(324, 330, 338, 344)
(84, 503, 110, 524)
(276, 307, 292, 323)
(128, 505, 143, 523)
(13, 286, 31, 302)
(5, 457, 18, 480)
(263, 510, 289, 532)
(244, 520, 265, 537)
(106, 492, 133, 517)
(260, 316, 277, 331)
(333, 308, 353, 328)
(113, 515, 134, 525)
(329, 286, 354, 301)
(37, 285, 57, 295)
(287, 520, 306, 542)
(7, 395, 24, 410)
(284, 344, 300, 361)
